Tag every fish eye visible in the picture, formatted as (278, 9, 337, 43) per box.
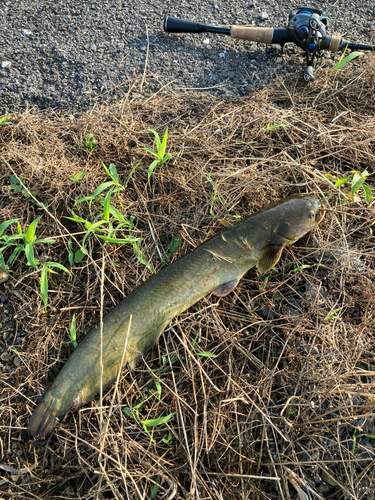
(309, 210, 315, 220)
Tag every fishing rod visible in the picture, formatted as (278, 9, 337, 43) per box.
(164, 6, 375, 82)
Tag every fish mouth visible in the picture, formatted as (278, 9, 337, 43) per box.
(316, 204, 325, 224)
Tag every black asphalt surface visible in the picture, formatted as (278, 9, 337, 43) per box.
(1, 0, 374, 113)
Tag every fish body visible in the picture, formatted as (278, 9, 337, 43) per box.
(28, 194, 324, 437)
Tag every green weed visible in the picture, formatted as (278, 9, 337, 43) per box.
(0, 114, 12, 126)
(65, 313, 78, 348)
(266, 123, 286, 131)
(351, 430, 375, 455)
(332, 50, 363, 72)
(141, 127, 172, 182)
(162, 235, 181, 265)
(10, 174, 39, 205)
(205, 172, 222, 217)
(0, 217, 71, 310)
(67, 162, 153, 271)
(123, 399, 175, 444)
(326, 307, 343, 321)
(324, 169, 372, 204)
(69, 172, 86, 184)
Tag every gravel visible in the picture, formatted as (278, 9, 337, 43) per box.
(0, 0, 375, 113)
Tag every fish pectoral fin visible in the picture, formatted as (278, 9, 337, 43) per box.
(218, 219, 233, 229)
(212, 279, 240, 297)
(128, 321, 170, 369)
(256, 245, 284, 274)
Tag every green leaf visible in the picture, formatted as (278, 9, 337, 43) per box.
(25, 215, 43, 244)
(103, 188, 114, 222)
(149, 476, 161, 500)
(122, 407, 133, 417)
(160, 152, 172, 165)
(74, 196, 95, 206)
(147, 129, 161, 152)
(74, 248, 87, 263)
(332, 51, 364, 72)
(162, 431, 173, 444)
(148, 159, 160, 182)
(69, 172, 86, 183)
(44, 262, 72, 276)
(334, 176, 350, 187)
(40, 268, 48, 311)
(0, 219, 19, 237)
(81, 220, 109, 248)
(93, 181, 116, 198)
(97, 235, 140, 244)
(196, 352, 218, 358)
(105, 205, 128, 224)
(140, 412, 176, 428)
(141, 147, 159, 157)
(25, 243, 39, 268)
(109, 163, 119, 184)
(362, 184, 372, 204)
(8, 246, 22, 266)
(68, 238, 73, 265)
(351, 175, 364, 195)
(159, 127, 168, 158)
(70, 313, 78, 348)
(153, 378, 162, 400)
(266, 123, 286, 131)
(293, 264, 312, 272)
(0, 114, 12, 126)
(133, 243, 154, 272)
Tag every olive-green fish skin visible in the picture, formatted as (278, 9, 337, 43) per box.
(28, 194, 324, 438)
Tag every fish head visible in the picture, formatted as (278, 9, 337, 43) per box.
(272, 195, 324, 245)
(256, 195, 324, 274)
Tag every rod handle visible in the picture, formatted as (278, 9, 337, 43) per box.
(231, 26, 274, 44)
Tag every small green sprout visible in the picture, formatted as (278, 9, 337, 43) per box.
(69, 172, 86, 184)
(65, 313, 78, 348)
(0, 114, 12, 126)
(266, 123, 286, 131)
(122, 404, 176, 444)
(326, 307, 343, 321)
(141, 127, 172, 182)
(293, 263, 327, 272)
(83, 133, 98, 150)
(149, 476, 161, 500)
(162, 235, 181, 265)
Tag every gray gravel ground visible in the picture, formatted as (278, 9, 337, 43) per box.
(1, 0, 375, 113)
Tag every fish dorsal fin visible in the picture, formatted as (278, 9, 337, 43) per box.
(256, 245, 284, 274)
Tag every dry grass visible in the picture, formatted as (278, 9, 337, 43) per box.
(1, 55, 375, 499)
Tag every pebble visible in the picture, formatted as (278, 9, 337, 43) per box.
(260, 12, 269, 20)
(1, 61, 12, 69)
(0, 352, 9, 362)
(14, 357, 21, 367)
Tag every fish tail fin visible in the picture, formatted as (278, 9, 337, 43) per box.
(28, 392, 67, 438)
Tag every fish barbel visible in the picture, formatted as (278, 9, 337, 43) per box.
(28, 194, 324, 437)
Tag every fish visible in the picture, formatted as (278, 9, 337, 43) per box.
(28, 194, 324, 437)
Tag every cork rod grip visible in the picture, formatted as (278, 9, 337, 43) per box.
(231, 26, 274, 44)
(328, 36, 341, 52)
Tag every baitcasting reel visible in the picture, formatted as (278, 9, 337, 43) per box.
(164, 6, 375, 82)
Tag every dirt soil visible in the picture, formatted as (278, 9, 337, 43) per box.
(1, 57, 375, 499)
